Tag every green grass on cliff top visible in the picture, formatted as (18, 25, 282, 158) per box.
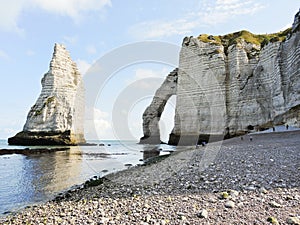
(198, 28, 292, 48)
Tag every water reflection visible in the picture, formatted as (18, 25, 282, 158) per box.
(142, 146, 161, 161)
(0, 141, 176, 215)
(18, 147, 83, 203)
(0, 147, 86, 214)
(142, 144, 176, 162)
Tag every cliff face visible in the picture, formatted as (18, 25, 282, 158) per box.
(141, 10, 300, 145)
(9, 44, 85, 145)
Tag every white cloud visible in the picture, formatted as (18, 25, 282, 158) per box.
(127, 67, 170, 90)
(0, 0, 111, 33)
(63, 35, 78, 45)
(130, 0, 265, 39)
(0, 0, 25, 33)
(129, 19, 197, 39)
(216, 0, 240, 4)
(93, 109, 111, 138)
(86, 45, 97, 55)
(134, 67, 170, 80)
(76, 59, 92, 75)
(202, 0, 265, 25)
(85, 107, 109, 123)
(30, 0, 112, 22)
(84, 107, 112, 140)
(0, 50, 9, 60)
(26, 50, 35, 56)
(93, 108, 109, 120)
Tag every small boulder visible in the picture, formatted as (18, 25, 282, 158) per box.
(229, 190, 239, 198)
(287, 217, 300, 225)
(219, 191, 229, 199)
(197, 209, 208, 219)
(225, 200, 235, 208)
(267, 216, 279, 224)
(259, 187, 268, 194)
(269, 201, 282, 208)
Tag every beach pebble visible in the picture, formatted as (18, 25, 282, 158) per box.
(287, 217, 300, 225)
(225, 201, 235, 208)
(197, 209, 208, 219)
(269, 201, 282, 208)
(229, 190, 239, 197)
(267, 216, 279, 224)
(1, 131, 300, 224)
(259, 187, 268, 194)
(219, 192, 229, 199)
(245, 186, 256, 191)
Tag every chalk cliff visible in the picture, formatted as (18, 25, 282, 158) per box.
(141, 9, 300, 145)
(8, 44, 85, 145)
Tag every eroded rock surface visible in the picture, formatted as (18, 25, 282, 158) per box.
(141, 10, 300, 145)
(9, 44, 85, 145)
(139, 68, 177, 144)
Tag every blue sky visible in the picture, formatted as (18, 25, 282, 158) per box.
(0, 0, 299, 141)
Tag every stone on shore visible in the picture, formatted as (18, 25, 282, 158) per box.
(1, 130, 300, 224)
(225, 200, 235, 208)
(267, 216, 279, 224)
(197, 209, 208, 219)
(287, 217, 300, 225)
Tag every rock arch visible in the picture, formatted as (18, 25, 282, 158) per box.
(139, 68, 178, 144)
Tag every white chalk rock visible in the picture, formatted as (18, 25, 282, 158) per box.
(9, 43, 85, 145)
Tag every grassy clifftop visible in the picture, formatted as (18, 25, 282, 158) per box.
(198, 28, 292, 48)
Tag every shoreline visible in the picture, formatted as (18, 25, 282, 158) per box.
(0, 143, 172, 217)
(1, 130, 300, 224)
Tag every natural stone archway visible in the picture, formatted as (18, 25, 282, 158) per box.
(139, 68, 178, 144)
(142, 9, 300, 146)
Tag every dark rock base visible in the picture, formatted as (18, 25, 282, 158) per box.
(0, 147, 70, 155)
(168, 133, 225, 146)
(8, 130, 86, 146)
(139, 135, 161, 144)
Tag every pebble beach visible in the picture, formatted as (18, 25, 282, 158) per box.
(1, 130, 300, 225)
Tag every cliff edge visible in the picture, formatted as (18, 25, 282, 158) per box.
(141, 9, 300, 145)
(8, 44, 85, 145)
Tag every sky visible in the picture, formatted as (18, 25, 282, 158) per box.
(0, 0, 299, 142)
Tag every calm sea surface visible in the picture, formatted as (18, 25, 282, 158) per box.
(0, 139, 174, 215)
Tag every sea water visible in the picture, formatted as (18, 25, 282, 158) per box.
(0, 139, 175, 215)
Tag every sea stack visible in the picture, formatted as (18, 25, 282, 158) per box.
(141, 9, 300, 145)
(8, 43, 85, 145)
